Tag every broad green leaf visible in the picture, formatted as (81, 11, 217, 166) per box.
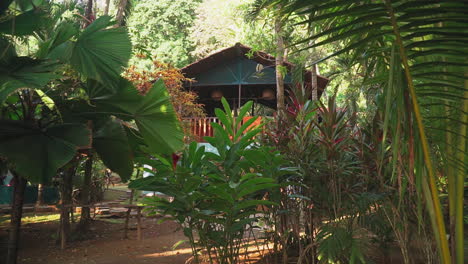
(93, 118, 133, 181)
(235, 200, 277, 210)
(37, 21, 78, 59)
(234, 116, 259, 140)
(84, 78, 183, 154)
(215, 108, 233, 135)
(0, 120, 91, 183)
(211, 122, 230, 144)
(71, 16, 131, 91)
(0, 57, 59, 102)
(237, 183, 277, 199)
(236, 100, 253, 126)
(47, 41, 75, 62)
(0, 80, 23, 104)
(133, 80, 183, 154)
(220, 97, 233, 123)
(0, 9, 46, 36)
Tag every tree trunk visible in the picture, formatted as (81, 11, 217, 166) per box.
(274, 15, 285, 118)
(115, 0, 129, 27)
(311, 64, 318, 101)
(103, 0, 111, 15)
(129, 189, 134, 204)
(85, 0, 93, 20)
(60, 166, 75, 250)
(80, 0, 94, 28)
(6, 173, 27, 264)
(35, 183, 44, 207)
(78, 154, 93, 231)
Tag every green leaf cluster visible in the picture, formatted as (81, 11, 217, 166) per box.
(130, 98, 291, 263)
(0, 1, 182, 183)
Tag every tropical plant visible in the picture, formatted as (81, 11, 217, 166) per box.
(130, 98, 290, 264)
(263, 0, 467, 262)
(263, 93, 383, 263)
(0, 1, 183, 262)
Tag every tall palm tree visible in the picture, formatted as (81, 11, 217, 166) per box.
(269, 0, 467, 263)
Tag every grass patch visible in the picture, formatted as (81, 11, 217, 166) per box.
(0, 212, 129, 228)
(103, 190, 122, 201)
(0, 212, 62, 227)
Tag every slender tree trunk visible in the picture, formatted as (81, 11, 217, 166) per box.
(60, 166, 75, 250)
(311, 64, 318, 101)
(35, 184, 44, 207)
(78, 154, 93, 231)
(308, 24, 320, 103)
(83, 0, 93, 27)
(104, 0, 111, 15)
(274, 15, 285, 118)
(6, 173, 27, 264)
(115, 0, 128, 27)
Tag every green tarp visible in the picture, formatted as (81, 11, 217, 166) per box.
(0, 185, 59, 204)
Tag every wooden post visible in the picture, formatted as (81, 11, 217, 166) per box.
(238, 84, 242, 110)
(79, 153, 93, 229)
(60, 166, 75, 250)
(137, 207, 142, 241)
(35, 184, 44, 207)
(6, 174, 27, 264)
(123, 207, 132, 239)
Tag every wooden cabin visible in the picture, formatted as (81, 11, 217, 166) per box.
(181, 43, 329, 141)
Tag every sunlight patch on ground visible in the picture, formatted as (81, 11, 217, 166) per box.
(0, 213, 62, 227)
(137, 240, 274, 263)
(138, 247, 193, 258)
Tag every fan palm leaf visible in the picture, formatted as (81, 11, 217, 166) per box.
(272, 0, 468, 262)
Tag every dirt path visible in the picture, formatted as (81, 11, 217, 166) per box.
(1, 217, 191, 264)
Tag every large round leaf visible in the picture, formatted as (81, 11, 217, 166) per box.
(84, 78, 184, 154)
(0, 57, 59, 103)
(71, 16, 132, 92)
(134, 79, 184, 154)
(0, 120, 91, 183)
(93, 118, 133, 181)
(0, 9, 47, 36)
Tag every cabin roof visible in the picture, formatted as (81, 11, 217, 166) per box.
(181, 42, 329, 93)
(180, 43, 330, 115)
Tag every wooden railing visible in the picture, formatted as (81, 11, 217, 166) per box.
(183, 117, 219, 142)
(183, 116, 263, 142)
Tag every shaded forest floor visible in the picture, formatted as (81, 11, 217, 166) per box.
(0, 216, 191, 264)
(1, 211, 458, 264)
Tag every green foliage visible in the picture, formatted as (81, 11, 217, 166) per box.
(259, 92, 391, 262)
(252, 0, 468, 262)
(127, 0, 202, 68)
(316, 225, 367, 264)
(70, 16, 132, 91)
(0, 120, 90, 183)
(130, 98, 289, 263)
(82, 78, 184, 155)
(92, 118, 133, 182)
(0, 0, 182, 183)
